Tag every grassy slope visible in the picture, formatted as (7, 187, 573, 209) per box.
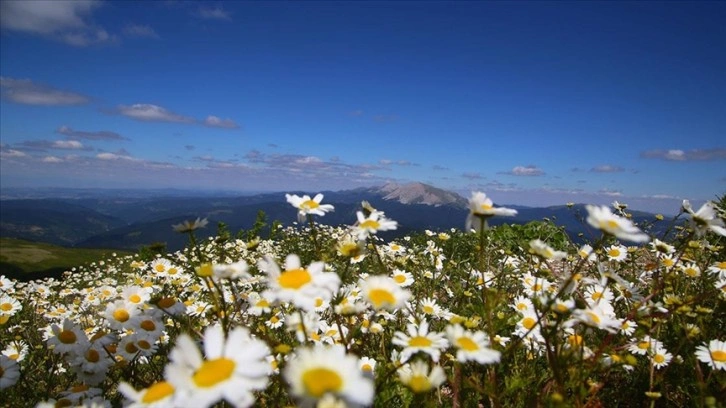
(0, 237, 131, 281)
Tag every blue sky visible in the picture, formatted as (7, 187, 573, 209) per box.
(1, 1, 724, 214)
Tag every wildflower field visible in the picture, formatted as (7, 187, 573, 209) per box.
(1, 192, 724, 408)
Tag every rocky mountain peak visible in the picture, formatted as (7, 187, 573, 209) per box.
(377, 182, 468, 208)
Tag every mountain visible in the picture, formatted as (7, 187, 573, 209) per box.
(0, 183, 673, 251)
(0, 199, 127, 246)
(376, 182, 469, 208)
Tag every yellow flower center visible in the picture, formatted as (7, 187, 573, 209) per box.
(113, 309, 130, 322)
(394, 275, 407, 284)
(591, 292, 603, 301)
(58, 330, 77, 344)
(278, 268, 312, 289)
(140, 320, 156, 331)
(129, 294, 142, 303)
(422, 305, 434, 314)
(368, 289, 395, 308)
(85, 349, 100, 363)
(711, 350, 726, 362)
(138, 340, 152, 350)
(142, 381, 175, 403)
(56, 398, 73, 407)
(361, 363, 373, 372)
(0, 303, 13, 312)
(653, 354, 665, 364)
(638, 341, 650, 350)
(408, 375, 432, 393)
(522, 317, 537, 330)
(568, 335, 583, 347)
(480, 203, 493, 211)
(598, 220, 618, 231)
(256, 299, 270, 308)
(193, 358, 236, 388)
(71, 384, 89, 393)
(456, 337, 479, 351)
(684, 267, 698, 277)
(586, 312, 601, 325)
(662, 258, 674, 267)
(409, 336, 433, 347)
(314, 298, 324, 308)
(301, 199, 320, 210)
(168, 267, 178, 275)
(717, 261, 726, 269)
(608, 249, 621, 258)
(125, 342, 139, 354)
(158, 298, 176, 309)
(302, 367, 343, 397)
(154, 264, 166, 273)
(360, 220, 380, 229)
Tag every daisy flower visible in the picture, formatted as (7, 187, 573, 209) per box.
(707, 261, 726, 279)
(359, 356, 377, 376)
(651, 346, 672, 369)
(695, 339, 726, 371)
(392, 320, 449, 362)
(391, 269, 414, 287)
(352, 210, 398, 240)
(680, 262, 701, 278)
(172, 217, 209, 233)
(0, 355, 20, 390)
(605, 244, 628, 262)
(682, 200, 726, 237)
(284, 344, 374, 406)
(286, 193, 335, 222)
(165, 325, 271, 408)
(48, 319, 90, 355)
(118, 380, 176, 408)
(259, 254, 340, 312)
(104, 300, 141, 331)
(0, 294, 22, 317)
(585, 205, 650, 243)
(359, 275, 411, 311)
(571, 304, 621, 333)
(397, 360, 447, 393)
(445, 325, 501, 364)
(529, 239, 567, 260)
(466, 192, 518, 230)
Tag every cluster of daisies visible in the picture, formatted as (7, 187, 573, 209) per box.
(0, 192, 724, 407)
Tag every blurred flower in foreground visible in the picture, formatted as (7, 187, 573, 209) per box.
(397, 360, 446, 393)
(172, 217, 209, 233)
(466, 192, 517, 232)
(585, 205, 649, 243)
(284, 344, 374, 406)
(682, 200, 726, 237)
(352, 210, 398, 240)
(359, 275, 411, 311)
(0, 355, 20, 390)
(695, 339, 726, 371)
(165, 325, 271, 408)
(529, 239, 567, 260)
(118, 380, 176, 407)
(286, 193, 335, 223)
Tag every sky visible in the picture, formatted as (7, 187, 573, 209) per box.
(0, 1, 724, 214)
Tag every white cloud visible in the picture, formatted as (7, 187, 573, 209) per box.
(196, 6, 232, 20)
(641, 148, 726, 161)
(123, 23, 160, 39)
(500, 165, 545, 176)
(590, 165, 624, 173)
(0, 149, 28, 158)
(56, 126, 127, 141)
(0, 0, 116, 47)
(117, 104, 194, 123)
(203, 115, 239, 129)
(42, 156, 63, 163)
(52, 140, 84, 149)
(97, 152, 133, 161)
(0, 77, 89, 106)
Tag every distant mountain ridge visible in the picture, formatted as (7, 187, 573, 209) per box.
(377, 182, 469, 208)
(0, 182, 669, 251)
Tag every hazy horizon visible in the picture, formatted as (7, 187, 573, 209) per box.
(1, 1, 724, 215)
